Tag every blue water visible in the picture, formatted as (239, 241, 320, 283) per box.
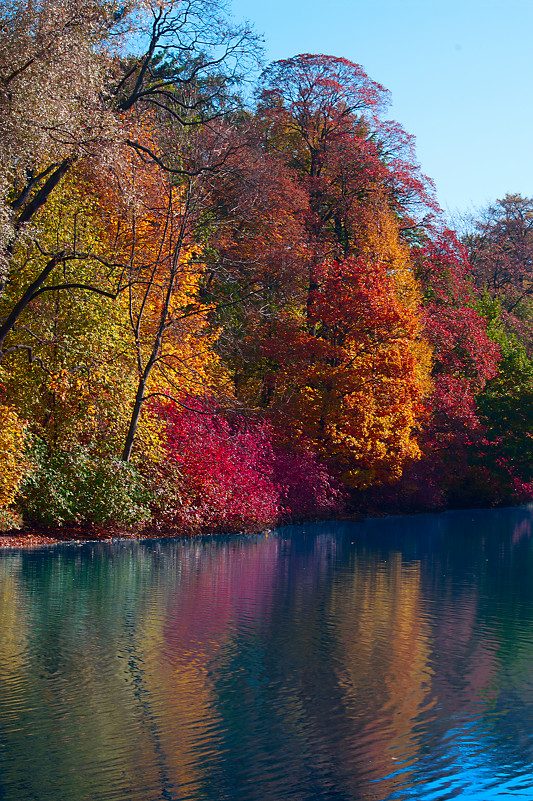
(2, 507, 533, 799)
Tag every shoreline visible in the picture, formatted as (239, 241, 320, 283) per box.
(0, 512, 373, 549)
(2, 503, 524, 549)
(0, 526, 145, 549)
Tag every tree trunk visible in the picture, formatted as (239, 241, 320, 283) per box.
(0, 253, 64, 359)
(122, 378, 147, 462)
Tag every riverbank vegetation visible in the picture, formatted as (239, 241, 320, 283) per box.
(2, 0, 533, 540)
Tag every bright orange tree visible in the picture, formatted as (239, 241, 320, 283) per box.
(100, 125, 230, 462)
(249, 56, 434, 488)
(264, 248, 431, 488)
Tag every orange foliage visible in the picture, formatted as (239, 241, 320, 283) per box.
(264, 253, 431, 488)
(99, 124, 229, 459)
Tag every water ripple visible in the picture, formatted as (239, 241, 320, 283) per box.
(2, 511, 533, 798)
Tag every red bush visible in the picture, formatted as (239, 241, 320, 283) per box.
(156, 399, 344, 533)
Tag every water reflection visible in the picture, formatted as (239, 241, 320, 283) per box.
(1, 508, 533, 798)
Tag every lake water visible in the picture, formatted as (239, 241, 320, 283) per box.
(2, 507, 533, 800)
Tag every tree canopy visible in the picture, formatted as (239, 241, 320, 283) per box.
(1, 15, 531, 533)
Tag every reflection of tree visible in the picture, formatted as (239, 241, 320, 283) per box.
(471, 511, 533, 766)
(122, 615, 176, 801)
(158, 535, 280, 797)
(0, 545, 176, 800)
(3, 511, 533, 799)
(512, 516, 531, 545)
(0, 556, 28, 680)
(331, 551, 433, 797)
(185, 529, 352, 800)
(357, 506, 533, 795)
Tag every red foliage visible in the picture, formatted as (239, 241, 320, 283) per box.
(271, 445, 345, 519)
(257, 53, 438, 240)
(156, 399, 344, 533)
(419, 232, 499, 387)
(159, 400, 279, 532)
(258, 53, 390, 133)
(418, 232, 499, 457)
(382, 230, 503, 510)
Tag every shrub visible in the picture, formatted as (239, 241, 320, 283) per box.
(271, 446, 345, 520)
(19, 442, 151, 527)
(154, 399, 345, 533)
(159, 402, 280, 533)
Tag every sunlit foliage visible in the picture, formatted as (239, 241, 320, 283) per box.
(1, 2, 524, 531)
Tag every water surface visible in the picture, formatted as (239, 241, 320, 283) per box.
(2, 507, 533, 799)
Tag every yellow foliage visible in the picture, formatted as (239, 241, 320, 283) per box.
(353, 189, 422, 310)
(0, 405, 28, 509)
(1, 164, 140, 453)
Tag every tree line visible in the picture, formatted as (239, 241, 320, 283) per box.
(1, 0, 532, 534)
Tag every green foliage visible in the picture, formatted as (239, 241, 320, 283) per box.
(0, 508, 23, 532)
(475, 299, 533, 481)
(19, 441, 152, 527)
(477, 291, 506, 340)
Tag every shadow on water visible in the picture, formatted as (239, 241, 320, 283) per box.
(1, 506, 533, 799)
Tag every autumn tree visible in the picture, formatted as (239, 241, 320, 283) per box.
(0, 0, 130, 355)
(0, 0, 262, 530)
(0, 164, 138, 452)
(466, 194, 533, 350)
(0, 0, 259, 362)
(261, 217, 432, 489)
(256, 54, 436, 259)
(0, 0, 260, 463)
(202, 127, 312, 404)
(386, 230, 502, 509)
(238, 55, 436, 487)
(115, 128, 231, 462)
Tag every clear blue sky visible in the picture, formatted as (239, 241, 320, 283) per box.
(230, 0, 533, 219)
